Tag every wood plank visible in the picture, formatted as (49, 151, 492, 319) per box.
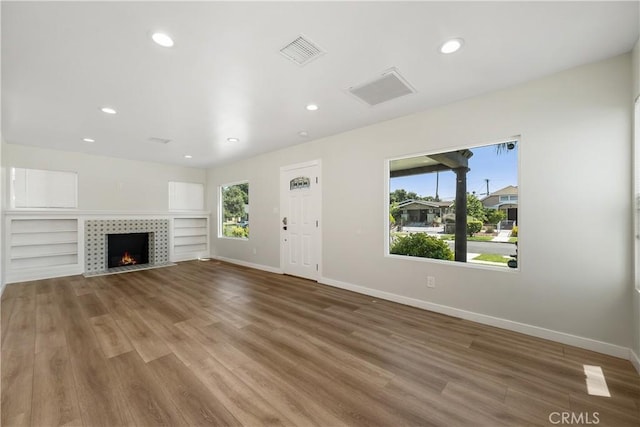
(136, 306, 210, 367)
(1, 346, 35, 426)
(1, 287, 36, 426)
(108, 351, 187, 426)
(76, 293, 108, 318)
(35, 292, 67, 354)
(231, 361, 349, 426)
(53, 286, 134, 426)
(147, 354, 242, 426)
(1, 293, 36, 350)
(31, 346, 82, 426)
(112, 304, 172, 363)
(191, 356, 295, 426)
(89, 314, 133, 358)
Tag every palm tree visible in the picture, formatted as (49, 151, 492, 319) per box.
(495, 141, 517, 155)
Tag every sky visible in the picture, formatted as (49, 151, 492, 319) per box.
(390, 143, 518, 201)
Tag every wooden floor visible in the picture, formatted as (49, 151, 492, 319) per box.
(1, 261, 639, 427)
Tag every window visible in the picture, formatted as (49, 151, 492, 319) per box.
(388, 139, 519, 269)
(219, 182, 249, 239)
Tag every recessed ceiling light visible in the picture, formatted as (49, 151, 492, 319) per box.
(306, 104, 319, 111)
(82, 138, 95, 143)
(184, 155, 192, 159)
(152, 32, 174, 48)
(440, 38, 464, 54)
(227, 137, 240, 143)
(100, 107, 117, 114)
(298, 131, 308, 137)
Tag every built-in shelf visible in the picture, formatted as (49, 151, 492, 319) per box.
(11, 240, 78, 247)
(12, 229, 78, 234)
(8, 218, 79, 271)
(172, 217, 208, 261)
(4, 212, 211, 283)
(11, 251, 79, 261)
(11, 254, 79, 270)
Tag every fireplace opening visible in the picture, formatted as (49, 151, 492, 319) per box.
(107, 233, 150, 269)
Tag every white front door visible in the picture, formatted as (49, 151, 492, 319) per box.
(280, 161, 321, 281)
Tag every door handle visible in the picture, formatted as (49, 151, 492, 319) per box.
(282, 216, 287, 230)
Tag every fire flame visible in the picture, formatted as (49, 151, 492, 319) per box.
(119, 251, 137, 266)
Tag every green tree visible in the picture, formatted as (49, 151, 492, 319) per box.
(485, 208, 506, 225)
(222, 185, 246, 221)
(389, 189, 407, 204)
(467, 219, 482, 237)
(237, 182, 249, 204)
(390, 189, 421, 204)
(389, 202, 400, 225)
(452, 193, 486, 223)
(466, 193, 486, 222)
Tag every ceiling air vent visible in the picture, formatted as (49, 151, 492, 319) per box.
(279, 35, 325, 66)
(348, 68, 416, 106)
(148, 137, 171, 144)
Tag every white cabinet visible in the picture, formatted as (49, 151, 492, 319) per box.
(168, 182, 204, 211)
(11, 168, 78, 208)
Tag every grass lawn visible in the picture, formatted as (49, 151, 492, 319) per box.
(473, 253, 509, 263)
(469, 236, 494, 242)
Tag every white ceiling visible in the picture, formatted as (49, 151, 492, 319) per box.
(2, 1, 639, 168)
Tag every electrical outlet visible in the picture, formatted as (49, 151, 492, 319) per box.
(252, 248, 257, 255)
(427, 276, 436, 288)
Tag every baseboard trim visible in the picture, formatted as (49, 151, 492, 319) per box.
(172, 253, 211, 263)
(319, 276, 631, 360)
(212, 256, 283, 275)
(630, 350, 640, 375)
(6, 265, 84, 285)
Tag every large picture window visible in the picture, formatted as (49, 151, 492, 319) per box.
(219, 182, 249, 239)
(388, 139, 519, 269)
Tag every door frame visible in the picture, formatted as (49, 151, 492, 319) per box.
(279, 159, 322, 280)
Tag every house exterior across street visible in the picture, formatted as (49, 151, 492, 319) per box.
(396, 199, 453, 227)
(481, 185, 518, 226)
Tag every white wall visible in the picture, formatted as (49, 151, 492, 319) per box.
(0, 3, 4, 294)
(209, 54, 633, 351)
(632, 38, 640, 366)
(634, 39, 640, 100)
(2, 143, 206, 212)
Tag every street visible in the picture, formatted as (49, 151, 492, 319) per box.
(446, 240, 516, 256)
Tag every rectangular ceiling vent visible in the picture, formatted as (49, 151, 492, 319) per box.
(148, 137, 171, 144)
(348, 68, 416, 106)
(279, 35, 325, 66)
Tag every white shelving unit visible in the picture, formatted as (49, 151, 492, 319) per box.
(3, 211, 211, 283)
(7, 218, 80, 280)
(172, 217, 209, 261)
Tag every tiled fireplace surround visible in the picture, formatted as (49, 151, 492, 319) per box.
(84, 219, 170, 275)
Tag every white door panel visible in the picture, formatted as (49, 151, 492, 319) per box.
(281, 162, 321, 281)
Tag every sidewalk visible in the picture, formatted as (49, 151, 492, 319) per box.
(491, 230, 511, 242)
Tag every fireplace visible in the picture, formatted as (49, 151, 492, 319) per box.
(85, 219, 170, 276)
(107, 233, 150, 269)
